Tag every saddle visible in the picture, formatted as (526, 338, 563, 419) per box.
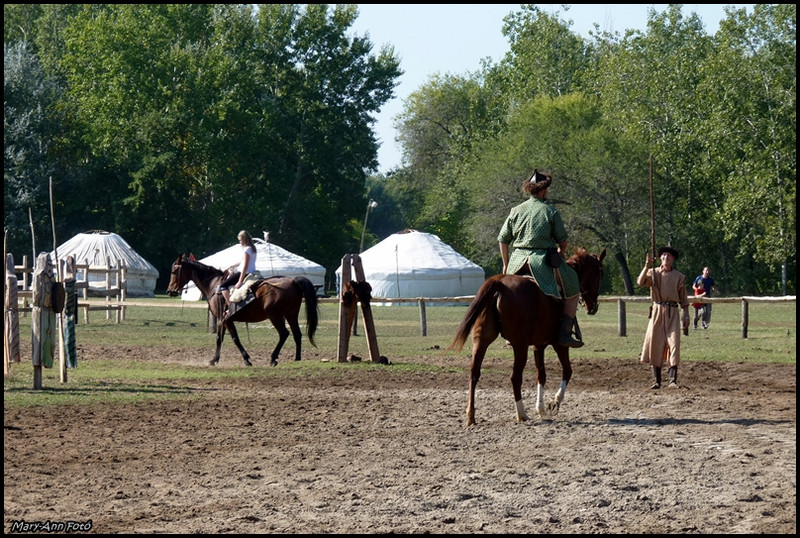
(223, 272, 263, 321)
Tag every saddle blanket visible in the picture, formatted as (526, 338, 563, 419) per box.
(229, 271, 263, 304)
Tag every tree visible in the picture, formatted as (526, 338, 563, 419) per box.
(698, 4, 796, 293)
(3, 41, 62, 258)
(252, 4, 402, 267)
(455, 93, 650, 293)
(498, 5, 589, 99)
(394, 69, 507, 250)
(49, 4, 401, 282)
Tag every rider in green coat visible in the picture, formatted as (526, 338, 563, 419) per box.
(498, 170, 583, 347)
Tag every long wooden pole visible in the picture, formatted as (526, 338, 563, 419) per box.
(3, 229, 8, 376)
(649, 154, 655, 260)
(49, 177, 67, 383)
(28, 207, 36, 264)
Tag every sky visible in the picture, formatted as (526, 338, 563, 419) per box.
(349, 4, 755, 174)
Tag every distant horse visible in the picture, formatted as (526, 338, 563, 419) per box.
(450, 248, 606, 426)
(166, 256, 319, 367)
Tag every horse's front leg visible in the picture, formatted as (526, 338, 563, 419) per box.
(225, 321, 252, 366)
(547, 345, 573, 417)
(210, 323, 225, 366)
(533, 346, 548, 419)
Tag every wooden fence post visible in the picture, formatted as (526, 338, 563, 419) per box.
(617, 298, 626, 337)
(351, 254, 381, 363)
(741, 298, 749, 339)
(336, 254, 353, 362)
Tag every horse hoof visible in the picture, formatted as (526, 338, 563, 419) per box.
(208, 359, 219, 366)
(270, 360, 278, 367)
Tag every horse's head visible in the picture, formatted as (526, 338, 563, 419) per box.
(166, 255, 191, 297)
(567, 247, 606, 315)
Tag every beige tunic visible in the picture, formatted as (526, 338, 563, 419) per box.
(638, 267, 689, 368)
(5, 254, 21, 373)
(31, 253, 56, 369)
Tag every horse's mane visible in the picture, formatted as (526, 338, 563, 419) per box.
(567, 247, 589, 265)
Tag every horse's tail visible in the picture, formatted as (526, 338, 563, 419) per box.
(448, 276, 503, 352)
(295, 277, 319, 347)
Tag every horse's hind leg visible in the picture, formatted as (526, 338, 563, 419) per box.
(467, 318, 502, 426)
(225, 322, 252, 366)
(533, 346, 548, 418)
(547, 345, 573, 417)
(269, 318, 290, 367)
(466, 341, 487, 427)
(287, 316, 303, 362)
(511, 342, 530, 423)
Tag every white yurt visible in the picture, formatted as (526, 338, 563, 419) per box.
(337, 230, 485, 299)
(180, 237, 326, 301)
(50, 230, 159, 297)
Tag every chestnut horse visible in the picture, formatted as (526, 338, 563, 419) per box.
(166, 256, 318, 367)
(450, 248, 606, 426)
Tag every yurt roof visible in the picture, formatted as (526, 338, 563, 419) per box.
(336, 230, 485, 299)
(181, 237, 325, 300)
(51, 230, 158, 276)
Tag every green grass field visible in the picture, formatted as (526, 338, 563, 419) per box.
(4, 296, 795, 408)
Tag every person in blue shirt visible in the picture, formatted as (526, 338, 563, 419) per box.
(692, 266, 717, 329)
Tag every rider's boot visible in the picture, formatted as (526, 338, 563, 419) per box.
(220, 288, 231, 318)
(558, 314, 584, 348)
(668, 366, 679, 388)
(558, 296, 583, 348)
(651, 367, 662, 389)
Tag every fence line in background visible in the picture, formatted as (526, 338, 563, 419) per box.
(90, 294, 796, 340)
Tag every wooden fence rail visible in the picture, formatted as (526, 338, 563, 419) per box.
(601, 295, 795, 339)
(14, 255, 128, 323)
(15, 286, 794, 339)
(125, 294, 794, 340)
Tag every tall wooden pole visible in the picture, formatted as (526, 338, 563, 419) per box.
(49, 177, 67, 383)
(649, 154, 655, 260)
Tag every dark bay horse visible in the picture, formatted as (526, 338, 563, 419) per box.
(166, 256, 319, 367)
(449, 248, 606, 426)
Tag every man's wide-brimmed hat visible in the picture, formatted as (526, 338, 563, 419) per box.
(657, 245, 680, 260)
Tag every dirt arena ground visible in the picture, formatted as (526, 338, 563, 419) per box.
(4, 343, 796, 534)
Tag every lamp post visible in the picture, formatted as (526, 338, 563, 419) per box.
(359, 199, 378, 253)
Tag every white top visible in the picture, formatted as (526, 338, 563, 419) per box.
(239, 245, 257, 274)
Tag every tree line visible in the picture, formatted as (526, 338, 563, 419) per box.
(4, 4, 795, 295)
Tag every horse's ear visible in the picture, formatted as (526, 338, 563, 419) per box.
(175, 255, 183, 263)
(599, 248, 606, 262)
(189, 253, 197, 261)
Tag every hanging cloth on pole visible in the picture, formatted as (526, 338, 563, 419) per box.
(5, 253, 21, 374)
(32, 252, 56, 369)
(63, 256, 78, 369)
